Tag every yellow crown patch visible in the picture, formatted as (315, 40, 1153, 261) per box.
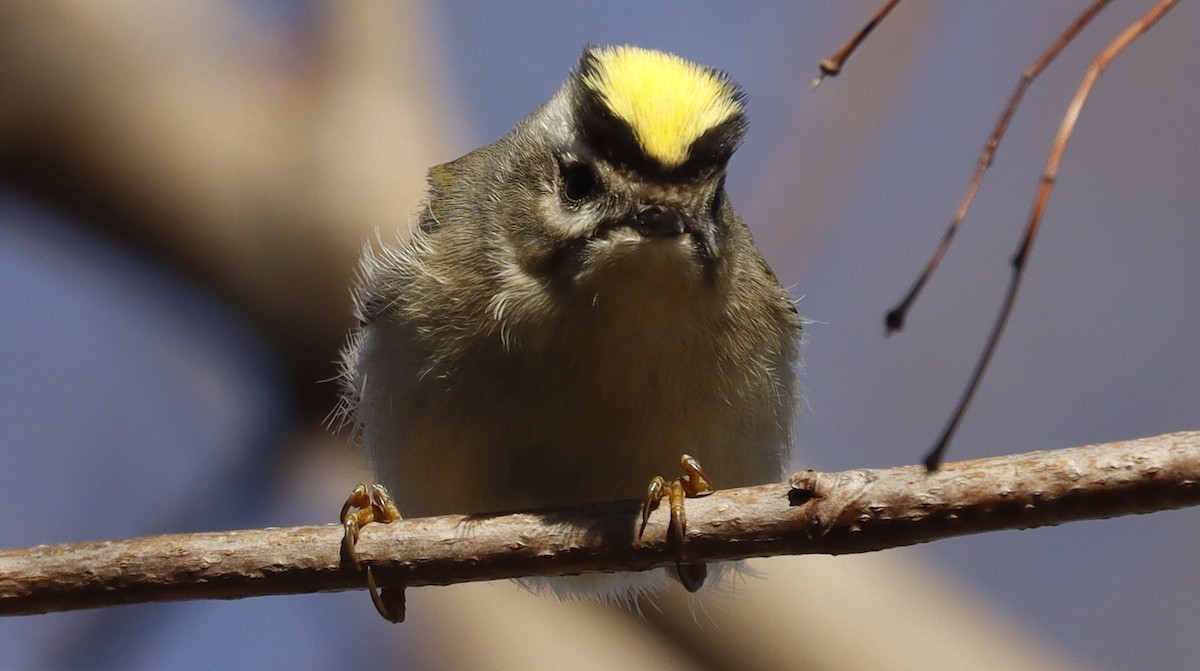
(582, 46, 743, 168)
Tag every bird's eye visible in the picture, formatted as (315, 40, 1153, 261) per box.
(560, 161, 599, 203)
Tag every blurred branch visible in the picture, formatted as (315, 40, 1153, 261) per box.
(3, 430, 1198, 617)
(0, 1, 451, 405)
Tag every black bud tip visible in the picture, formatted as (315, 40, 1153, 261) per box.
(923, 450, 943, 473)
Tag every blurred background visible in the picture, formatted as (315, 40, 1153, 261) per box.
(1, 1, 1198, 669)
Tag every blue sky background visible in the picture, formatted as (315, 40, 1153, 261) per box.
(2, 2, 1199, 669)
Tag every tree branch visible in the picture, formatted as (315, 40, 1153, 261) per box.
(3, 430, 1198, 617)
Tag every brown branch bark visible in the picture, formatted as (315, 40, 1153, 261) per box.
(3, 430, 1198, 617)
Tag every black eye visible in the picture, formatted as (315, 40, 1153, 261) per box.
(560, 161, 599, 203)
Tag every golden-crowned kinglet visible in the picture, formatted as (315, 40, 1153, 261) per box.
(339, 45, 801, 617)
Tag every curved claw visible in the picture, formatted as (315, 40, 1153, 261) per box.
(342, 519, 362, 570)
(366, 566, 406, 623)
(667, 479, 688, 560)
(675, 562, 708, 593)
(640, 455, 716, 591)
(341, 484, 371, 570)
(340, 483, 404, 623)
(640, 476, 668, 538)
(679, 453, 715, 497)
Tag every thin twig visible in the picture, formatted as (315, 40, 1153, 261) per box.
(812, 0, 903, 89)
(922, 0, 1181, 471)
(885, 0, 1112, 334)
(2, 430, 1198, 617)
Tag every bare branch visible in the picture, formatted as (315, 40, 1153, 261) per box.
(812, 0, 903, 89)
(2, 430, 1198, 617)
(884, 0, 1112, 335)
(918, 0, 1180, 471)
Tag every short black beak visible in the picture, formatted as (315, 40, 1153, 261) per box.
(631, 206, 686, 237)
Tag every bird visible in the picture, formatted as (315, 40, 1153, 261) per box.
(337, 44, 802, 621)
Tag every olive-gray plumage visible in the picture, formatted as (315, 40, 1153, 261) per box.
(340, 45, 801, 599)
